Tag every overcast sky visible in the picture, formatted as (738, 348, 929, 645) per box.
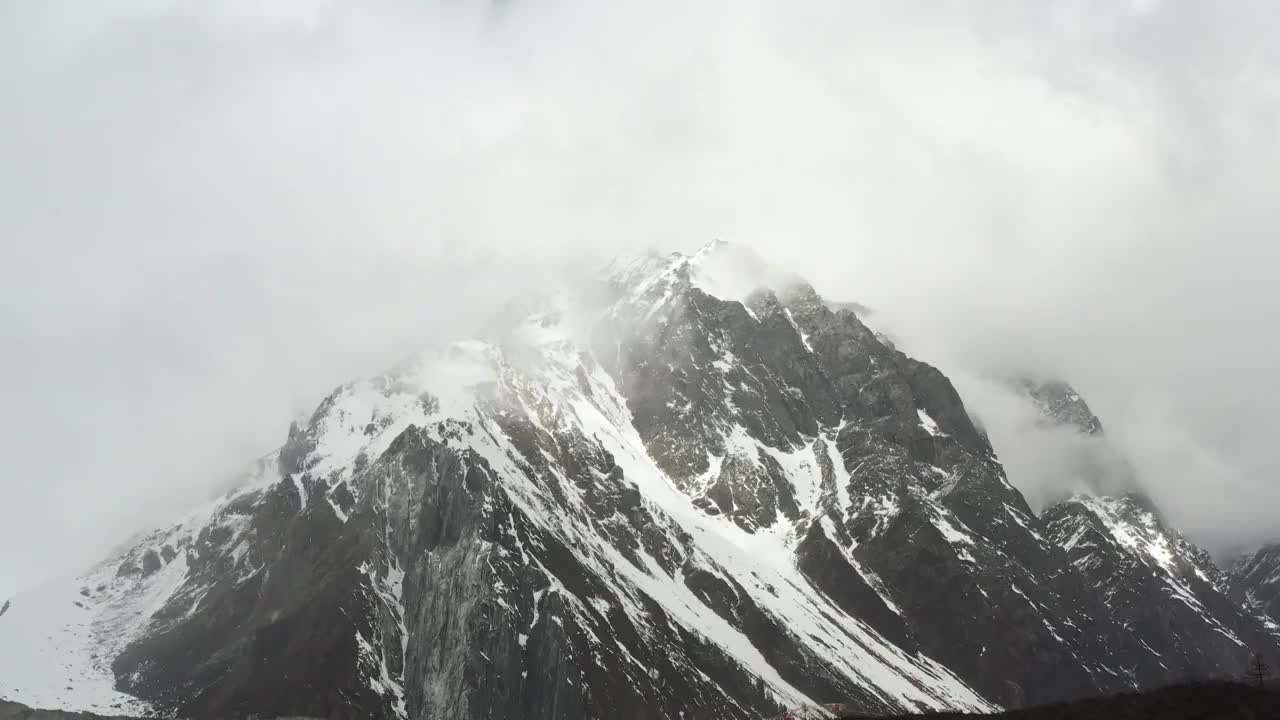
(3, 0, 1279, 598)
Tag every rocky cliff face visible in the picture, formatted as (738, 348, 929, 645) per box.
(0, 244, 1273, 720)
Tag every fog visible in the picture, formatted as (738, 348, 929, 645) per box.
(3, 0, 1278, 597)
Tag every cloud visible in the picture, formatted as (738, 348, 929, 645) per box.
(2, 0, 1278, 594)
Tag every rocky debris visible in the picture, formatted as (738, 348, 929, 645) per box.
(768, 703, 852, 719)
(138, 551, 161, 577)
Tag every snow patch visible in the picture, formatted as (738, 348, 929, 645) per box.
(917, 409, 947, 438)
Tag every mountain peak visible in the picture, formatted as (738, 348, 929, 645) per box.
(1018, 379, 1104, 436)
(608, 240, 807, 306)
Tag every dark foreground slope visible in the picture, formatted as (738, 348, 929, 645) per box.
(8, 684, 1280, 720)
(0, 700, 327, 720)
(775, 683, 1280, 720)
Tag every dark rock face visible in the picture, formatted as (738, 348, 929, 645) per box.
(9, 244, 1277, 719)
(591, 271, 836, 529)
(138, 551, 161, 577)
(778, 288, 1135, 708)
(114, 478, 387, 720)
(113, 421, 790, 720)
(372, 428, 778, 720)
(794, 519, 914, 653)
(1231, 544, 1280, 627)
(588, 259, 1124, 706)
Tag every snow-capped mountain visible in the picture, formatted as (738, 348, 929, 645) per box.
(1024, 380, 1280, 683)
(0, 244, 1274, 719)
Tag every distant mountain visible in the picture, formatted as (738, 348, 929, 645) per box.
(1024, 379, 1280, 684)
(1019, 379, 1104, 436)
(1, 243, 1275, 719)
(1230, 544, 1280, 628)
(1011, 379, 1141, 499)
